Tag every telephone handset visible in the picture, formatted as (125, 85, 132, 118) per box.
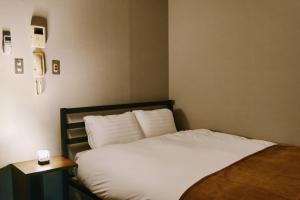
(33, 52, 45, 78)
(33, 51, 45, 95)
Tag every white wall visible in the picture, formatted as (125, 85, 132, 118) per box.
(0, 0, 168, 168)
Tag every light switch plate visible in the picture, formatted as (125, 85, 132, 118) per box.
(52, 60, 60, 75)
(14, 58, 24, 74)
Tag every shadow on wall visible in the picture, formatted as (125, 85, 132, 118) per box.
(0, 165, 13, 200)
(173, 109, 190, 131)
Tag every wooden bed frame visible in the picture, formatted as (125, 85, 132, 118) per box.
(60, 100, 174, 199)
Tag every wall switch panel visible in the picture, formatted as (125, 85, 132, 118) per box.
(14, 58, 24, 74)
(52, 60, 60, 75)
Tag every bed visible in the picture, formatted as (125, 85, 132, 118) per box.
(61, 100, 300, 200)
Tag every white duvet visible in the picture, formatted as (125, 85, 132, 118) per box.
(76, 129, 274, 200)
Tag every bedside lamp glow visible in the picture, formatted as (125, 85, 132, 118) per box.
(37, 150, 50, 165)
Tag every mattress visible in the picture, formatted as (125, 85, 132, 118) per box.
(76, 129, 274, 200)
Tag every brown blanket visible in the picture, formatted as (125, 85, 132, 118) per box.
(180, 145, 300, 200)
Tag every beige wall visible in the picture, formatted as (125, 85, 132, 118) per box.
(0, 0, 168, 168)
(130, 0, 169, 101)
(169, 0, 300, 146)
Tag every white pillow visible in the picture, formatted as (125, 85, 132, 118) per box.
(133, 109, 177, 138)
(84, 112, 144, 149)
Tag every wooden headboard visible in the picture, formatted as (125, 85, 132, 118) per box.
(60, 100, 174, 159)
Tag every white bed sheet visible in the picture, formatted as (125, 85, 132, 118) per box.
(76, 129, 274, 200)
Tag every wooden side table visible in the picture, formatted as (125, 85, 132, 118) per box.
(12, 156, 77, 200)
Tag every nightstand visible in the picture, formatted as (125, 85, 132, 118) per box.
(12, 156, 77, 200)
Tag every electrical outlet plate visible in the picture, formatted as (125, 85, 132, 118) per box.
(15, 58, 24, 74)
(52, 60, 60, 75)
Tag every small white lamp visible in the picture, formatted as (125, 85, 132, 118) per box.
(37, 150, 50, 165)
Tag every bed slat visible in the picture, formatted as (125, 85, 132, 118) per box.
(67, 122, 85, 129)
(67, 137, 88, 144)
(65, 100, 173, 114)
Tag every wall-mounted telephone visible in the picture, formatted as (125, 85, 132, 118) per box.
(33, 51, 45, 95)
(31, 16, 47, 95)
